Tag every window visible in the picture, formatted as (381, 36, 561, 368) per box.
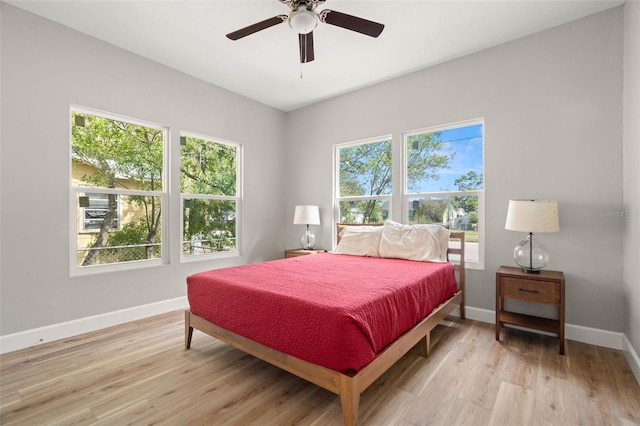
(333, 120, 484, 267)
(180, 133, 241, 258)
(71, 108, 166, 272)
(335, 137, 392, 224)
(404, 120, 484, 265)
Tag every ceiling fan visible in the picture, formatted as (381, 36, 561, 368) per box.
(226, 0, 385, 63)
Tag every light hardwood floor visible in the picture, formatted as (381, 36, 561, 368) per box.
(1, 310, 639, 425)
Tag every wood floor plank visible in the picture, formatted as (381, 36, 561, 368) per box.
(359, 387, 415, 425)
(456, 337, 508, 410)
(533, 372, 583, 424)
(1, 310, 639, 426)
(402, 345, 477, 424)
(47, 407, 97, 426)
(488, 381, 536, 426)
(444, 398, 492, 425)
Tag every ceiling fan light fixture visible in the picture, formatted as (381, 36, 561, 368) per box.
(289, 9, 317, 34)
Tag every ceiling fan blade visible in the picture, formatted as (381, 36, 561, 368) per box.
(299, 32, 315, 63)
(226, 15, 287, 40)
(320, 9, 384, 38)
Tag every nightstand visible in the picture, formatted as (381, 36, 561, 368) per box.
(284, 248, 327, 258)
(495, 266, 565, 354)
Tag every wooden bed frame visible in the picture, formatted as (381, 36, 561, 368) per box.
(185, 224, 465, 426)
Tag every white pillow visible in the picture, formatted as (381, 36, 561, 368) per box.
(379, 220, 450, 262)
(334, 226, 383, 257)
(414, 224, 451, 260)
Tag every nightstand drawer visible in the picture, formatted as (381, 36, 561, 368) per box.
(501, 277, 559, 304)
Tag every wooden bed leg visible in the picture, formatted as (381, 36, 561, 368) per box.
(185, 310, 194, 350)
(339, 376, 359, 426)
(419, 333, 431, 357)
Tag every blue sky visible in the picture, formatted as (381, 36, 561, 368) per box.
(413, 123, 484, 193)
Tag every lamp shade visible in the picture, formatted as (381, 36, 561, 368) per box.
(293, 205, 320, 225)
(505, 200, 559, 233)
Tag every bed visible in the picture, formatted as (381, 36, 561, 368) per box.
(185, 221, 465, 426)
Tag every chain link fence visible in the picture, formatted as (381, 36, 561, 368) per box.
(77, 238, 239, 266)
(182, 237, 236, 256)
(76, 243, 161, 266)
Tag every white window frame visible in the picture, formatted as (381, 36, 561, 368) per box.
(402, 118, 485, 270)
(180, 131, 242, 263)
(69, 106, 168, 276)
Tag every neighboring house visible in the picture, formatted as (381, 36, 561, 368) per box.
(71, 159, 150, 266)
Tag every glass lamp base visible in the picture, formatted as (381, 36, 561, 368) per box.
(300, 231, 315, 250)
(514, 233, 549, 273)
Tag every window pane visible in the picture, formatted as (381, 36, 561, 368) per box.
(76, 194, 162, 267)
(339, 139, 392, 197)
(80, 193, 120, 232)
(183, 198, 237, 256)
(338, 199, 389, 224)
(408, 196, 479, 263)
(180, 136, 237, 196)
(406, 123, 483, 193)
(71, 113, 164, 191)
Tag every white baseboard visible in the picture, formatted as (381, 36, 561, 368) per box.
(623, 334, 640, 385)
(462, 306, 495, 324)
(0, 296, 188, 354)
(565, 322, 624, 350)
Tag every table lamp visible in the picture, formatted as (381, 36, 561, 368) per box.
(293, 205, 320, 250)
(505, 199, 559, 273)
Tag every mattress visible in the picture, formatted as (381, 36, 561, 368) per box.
(187, 253, 457, 372)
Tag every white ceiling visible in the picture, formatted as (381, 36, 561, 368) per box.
(8, 0, 624, 111)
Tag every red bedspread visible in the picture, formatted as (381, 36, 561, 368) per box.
(187, 253, 457, 372)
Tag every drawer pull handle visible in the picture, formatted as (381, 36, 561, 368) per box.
(518, 288, 539, 294)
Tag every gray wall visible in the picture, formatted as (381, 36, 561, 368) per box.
(623, 1, 640, 359)
(0, 4, 287, 335)
(284, 8, 625, 333)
